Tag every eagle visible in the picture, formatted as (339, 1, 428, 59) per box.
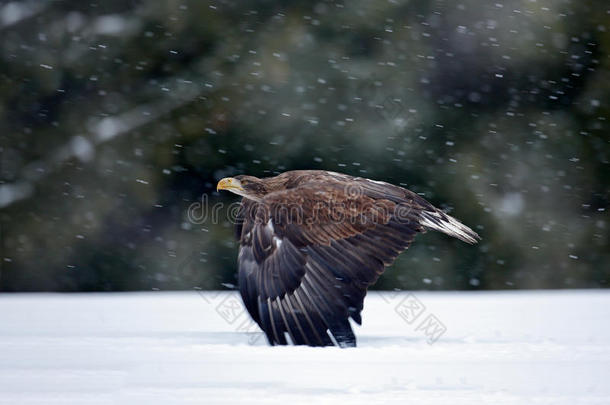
(217, 170, 479, 347)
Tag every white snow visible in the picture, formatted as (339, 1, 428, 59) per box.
(0, 290, 608, 404)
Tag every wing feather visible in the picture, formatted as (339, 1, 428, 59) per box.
(283, 295, 310, 345)
(271, 298, 289, 345)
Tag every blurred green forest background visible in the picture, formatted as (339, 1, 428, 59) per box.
(0, 0, 608, 292)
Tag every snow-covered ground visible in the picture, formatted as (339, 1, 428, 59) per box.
(0, 290, 608, 404)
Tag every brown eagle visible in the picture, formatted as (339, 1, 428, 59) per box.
(217, 170, 479, 347)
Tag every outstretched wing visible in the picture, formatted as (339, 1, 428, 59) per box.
(236, 181, 427, 347)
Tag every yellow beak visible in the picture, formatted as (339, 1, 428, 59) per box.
(217, 177, 244, 193)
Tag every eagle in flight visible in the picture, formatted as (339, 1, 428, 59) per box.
(217, 170, 479, 347)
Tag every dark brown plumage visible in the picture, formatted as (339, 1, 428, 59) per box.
(217, 170, 479, 347)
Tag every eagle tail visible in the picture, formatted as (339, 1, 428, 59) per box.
(419, 210, 480, 244)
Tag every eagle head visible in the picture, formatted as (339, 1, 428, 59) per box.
(217, 175, 267, 200)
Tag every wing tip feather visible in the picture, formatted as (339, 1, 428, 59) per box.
(419, 211, 481, 244)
